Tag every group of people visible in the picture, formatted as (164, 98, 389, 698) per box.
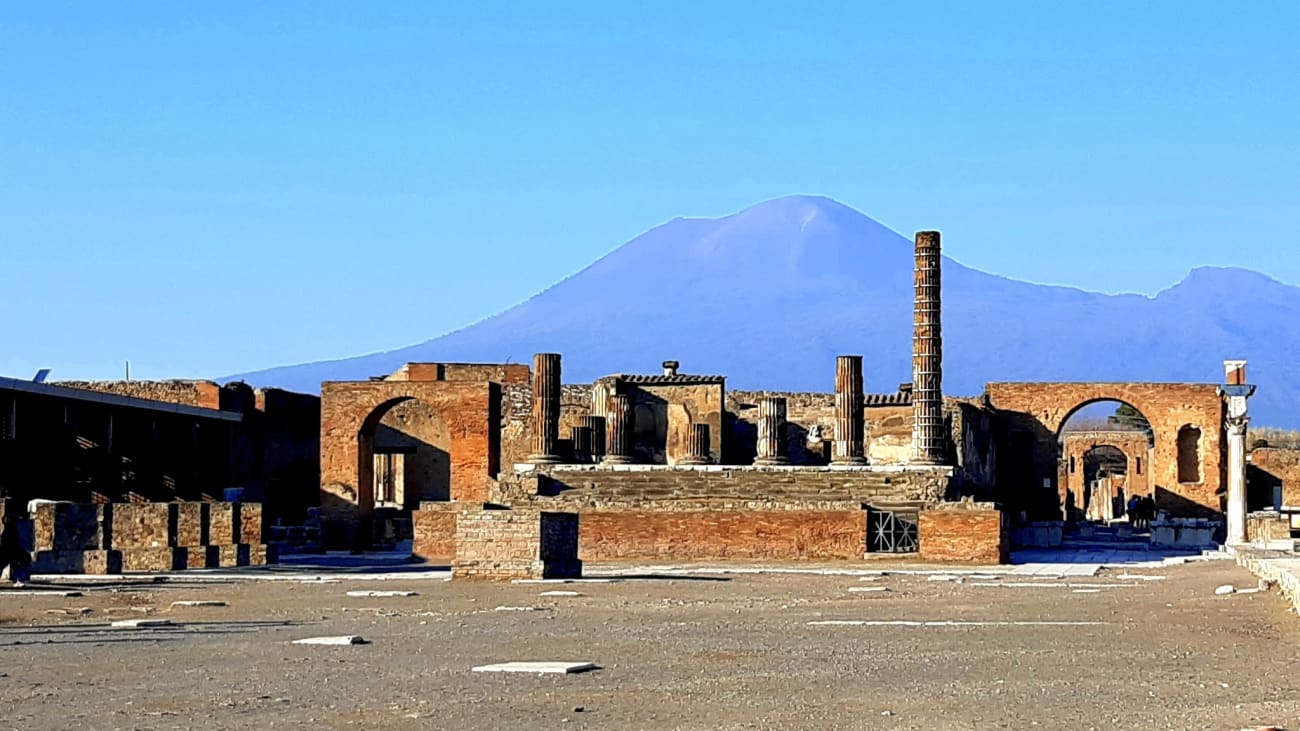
(1126, 494, 1157, 530)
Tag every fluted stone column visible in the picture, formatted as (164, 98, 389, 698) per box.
(527, 353, 562, 464)
(911, 231, 945, 465)
(570, 425, 594, 464)
(582, 415, 606, 463)
(679, 424, 711, 466)
(604, 394, 635, 464)
(832, 355, 867, 465)
(755, 396, 789, 466)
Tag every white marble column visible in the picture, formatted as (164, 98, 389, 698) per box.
(1226, 416, 1249, 545)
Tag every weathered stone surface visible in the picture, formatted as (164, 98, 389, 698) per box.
(239, 503, 263, 545)
(32, 549, 122, 575)
(754, 397, 789, 466)
(209, 503, 238, 545)
(604, 394, 635, 464)
(833, 355, 867, 465)
(109, 503, 172, 549)
(411, 501, 457, 561)
(174, 502, 208, 547)
(918, 505, 1007, 564)
(452, 507, 580, 581)
(912, 231, 945, 465)
(52, 380, 222, 409)
(120, 547, 186, 572)
(33, 503, 109, 551)
(527, 353, 563, 464)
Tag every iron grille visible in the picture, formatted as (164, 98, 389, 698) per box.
(868, 509, 919, 554)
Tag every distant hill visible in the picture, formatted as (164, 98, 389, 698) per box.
(226, 196, 1300, 427)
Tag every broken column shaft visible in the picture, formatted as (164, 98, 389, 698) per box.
(679, 424, 711, 466)
(527, 353, 563, 464)
(832, 355, 867, 465)
(911, 231, 945, 465)
(570, 425, 594, 464)
(581, 415, 606, 463)
(755, 396, 789, 466)
(604, 394, 635, 464)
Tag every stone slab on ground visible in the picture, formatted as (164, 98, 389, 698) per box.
(471, 662, 598, 675)
(293, 635, 368, 646)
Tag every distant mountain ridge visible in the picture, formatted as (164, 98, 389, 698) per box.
(226, 196, 1300, 427)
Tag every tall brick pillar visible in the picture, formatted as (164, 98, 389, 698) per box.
(604, 394, 635, 464)
(755, 396, 789, 466)
(582, 415, 606, 463)
(911, 231, 945, 465)
(527, 353, 563, 464)
(832, 355, 867, 465)
(679, 424, 711, 466)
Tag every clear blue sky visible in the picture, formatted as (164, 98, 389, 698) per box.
(3, 2, 1297, 380)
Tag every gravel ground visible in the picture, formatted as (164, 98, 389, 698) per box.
(0, 559, 1297, 730)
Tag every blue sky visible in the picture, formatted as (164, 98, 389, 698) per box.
(3, 2, 1298, 380)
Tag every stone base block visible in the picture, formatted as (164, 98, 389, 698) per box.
(452, 559, 583, 581)
(176, 546, 213, 569)
(207, 544, 251, 568)
(32, 549, 123, 575)
(247, 543, 277, 566)
(452, 506, 581, 581)
(918, 506, 1009, 564)
(120, 547, 187, 572)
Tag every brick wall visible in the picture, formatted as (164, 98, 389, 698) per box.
(1251, 448, 1300, 508)
(411, 502, 457, 560)
(110, 503, 171, 549)
(918, 506, 1008, 564)
(579, 509, 866, 561)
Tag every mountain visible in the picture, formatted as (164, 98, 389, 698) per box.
(226, 196, 1300, 427)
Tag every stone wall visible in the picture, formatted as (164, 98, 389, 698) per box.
(917, 505, 1008, 564)
(985, 382, 1225, 518)
(726, 391, 914, 465)
(451, 506, 580, 580)
(530, 465, 953, 507)
(53, 380, 223, 410)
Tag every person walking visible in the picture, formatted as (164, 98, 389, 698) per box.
(0, 514, 31, 585)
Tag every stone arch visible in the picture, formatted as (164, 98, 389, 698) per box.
(985, 382, 1225, 519)
(320, 380, 498, 528)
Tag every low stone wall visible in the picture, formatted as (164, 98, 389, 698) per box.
(1150, 517, 1221, 549)
(918, 505, 1008, 564)
(412, 502, 457, 561)
(1233, 548, 1300, 613)
(1009, 521, 1064, 549)
(452, 505, 581, 580)
(29, 500, 275, 575)
(580, 508, 867, 561)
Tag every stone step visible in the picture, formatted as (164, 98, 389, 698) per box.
(1060, 539, 1151, 550)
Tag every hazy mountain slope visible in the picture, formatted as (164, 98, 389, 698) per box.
(226, 196, 1300, 427)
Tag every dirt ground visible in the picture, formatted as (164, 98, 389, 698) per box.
(0, 558, 1297, 730)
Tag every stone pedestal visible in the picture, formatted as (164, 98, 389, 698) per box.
(911, 231, 945, 465)
(582, 415, 606, 462)
(679, 424, 711, 465)
(755, 397, 789, 466)
(832, 355, 867, 465)
(527, 353, 563, 464)
(452, 506, 581, 581)
(604, 394, 635, 464)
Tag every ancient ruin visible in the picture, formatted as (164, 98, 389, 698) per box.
(0, 230, 1270, 578)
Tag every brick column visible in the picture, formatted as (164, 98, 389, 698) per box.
(679, 424, 711, 465)
(911, 231, 945, 465)
(754, 396, 789, 466)
(604, 394, 635, 464)
(582, 415, 606, 463)
(527, 353, 562, 464)
(832, 355, 867, 465)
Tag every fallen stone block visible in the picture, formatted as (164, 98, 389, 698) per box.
(293, 635, 368, 646)
(1215, 584, 1236, 596)
(471, 662, 597, 675)
(170, 600, 228, 608)
(345, 591, 418, 598)
(539, 590, 581, 597)
(848, 586, 890, 593)
(111, 619, 173, 628)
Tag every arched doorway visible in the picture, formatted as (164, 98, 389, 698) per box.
(1058, 400, 1155, 524)
(357, 397, 452, 543)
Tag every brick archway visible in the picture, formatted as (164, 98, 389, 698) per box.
(985, 382, 1225, 518)
(1060, 429, 1153, 521)
(320, 380, 499, 523)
